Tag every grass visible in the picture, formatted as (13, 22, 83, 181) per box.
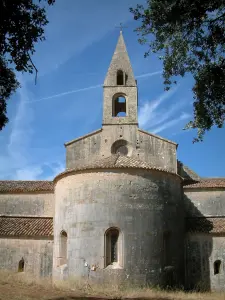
(0, 270, 225, 300)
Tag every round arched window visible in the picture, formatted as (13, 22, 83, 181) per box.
(111, 140, 129, 156)
(115, 145, 128, 155)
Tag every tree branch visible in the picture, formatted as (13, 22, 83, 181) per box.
(28, 53, 38, 85)
(209, 12, 225, 23)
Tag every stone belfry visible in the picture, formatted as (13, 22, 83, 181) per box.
(102, 31, 138, 126)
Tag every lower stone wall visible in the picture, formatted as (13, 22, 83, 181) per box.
(0, 237, 53, 278)
(185, 233, 225, 292)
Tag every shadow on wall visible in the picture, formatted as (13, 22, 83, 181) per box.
(184, 194, 213, 291)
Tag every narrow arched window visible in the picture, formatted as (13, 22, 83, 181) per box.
(105, 228, 120, 267)
(18, 258, 24, 272)
(59, 230, 67, 265)
(112, 95, 126, 117)
(214, 260, 221, 275)
(117, 70, 124, 85)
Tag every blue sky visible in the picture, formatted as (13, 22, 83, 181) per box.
(0, 0, 224, 180)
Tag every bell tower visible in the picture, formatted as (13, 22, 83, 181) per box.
(102, 31, 138, 126)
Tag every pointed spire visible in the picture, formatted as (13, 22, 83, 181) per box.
(114, 30, 128, 54)
(104, 32, 136, 86)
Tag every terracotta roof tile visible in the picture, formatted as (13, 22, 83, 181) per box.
(184, 178, 225, 189)
(186, 217, 225, 233)
(55, 154, 179, 181)
(0, 181, 54, 193)
(0, 216, 53, 237)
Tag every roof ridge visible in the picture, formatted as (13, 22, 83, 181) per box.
(0, 215, 53, 219)
(0, 180, 53, 182)
(54, 154, 181, 183)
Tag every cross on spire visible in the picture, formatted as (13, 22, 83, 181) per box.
(115, 22, 128, 33)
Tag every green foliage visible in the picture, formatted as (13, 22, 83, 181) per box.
(130, 0, 225, 142)
(0, 0, 55, 131)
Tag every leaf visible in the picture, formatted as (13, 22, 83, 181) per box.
(131, 0, 225, 142)
(0, 0, 55, 130)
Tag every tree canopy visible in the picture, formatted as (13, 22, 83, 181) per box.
(130, 0, 225, 142)
(0, 0, 55, 131)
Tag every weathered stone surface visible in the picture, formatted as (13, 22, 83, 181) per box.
(53, 170, 184, 287)
(184, 190, 225, 217)
(185, 233, 225, 292)
(0, 237, 53, 278)
(0, 193, 54, 217)
(65, 126, 177, 173)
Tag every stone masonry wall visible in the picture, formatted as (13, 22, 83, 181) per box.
(66, 130, 102, 170)
(103, 87, 138, 125)
(0, 237, 53, 278)
(185, 233, 225, 292)
(184, 190, 225, 217)
(53, 169, 183, 287)
(137, 130, 177, 173)
(66, 126, 177, 173)
(0, 193, 54, 217)
(184, 189, 225, 292)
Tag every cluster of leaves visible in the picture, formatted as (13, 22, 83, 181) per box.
(0, 0, 55, 130)
(130, 0, 225, 142)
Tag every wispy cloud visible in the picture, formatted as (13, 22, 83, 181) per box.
(0, 76, 34, 178)
(13, 161, 65, 180)
(6, 75, 34, 168)
(136, 70, 162, 79)
(0, 75, 64, 180)
(138, 87, 178, 128)
(138, 83, 192, 135)
(25, 84, 102, 103)
(15, 166, 44, 180)
(26, 71, 162, 104)
(43, 162, 65, 180)
(150, 112, 191, 134)
(32, 0, 141, 77)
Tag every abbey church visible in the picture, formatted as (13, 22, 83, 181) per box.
(0, 32, 225, 291)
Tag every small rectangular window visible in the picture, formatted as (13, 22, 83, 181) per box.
(214, 260, 221, 275)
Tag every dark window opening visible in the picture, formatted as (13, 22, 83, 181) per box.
(117, 70, 124, 85)
(105, 228, 119, 266)
(112, 96, 126, 117)
(18, 258, 24, 272)
(214, 260, 221, 275)
(111, 140, 128, 156)
(111, 230, 118, 262)
(61, 230, 67, 238)
(116, 145, 128, 155)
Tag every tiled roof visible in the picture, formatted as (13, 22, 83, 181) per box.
(0, 216, 53, 237)
(186, 217, 225, 233)
(177, 160, 201, 181)
(184, 178, 225, 189)
(0, 181, 54, 193)
(55, 154, 179, 181)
